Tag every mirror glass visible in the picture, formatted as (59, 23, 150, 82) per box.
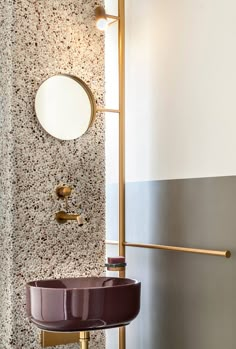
(35, 75, 96, 140)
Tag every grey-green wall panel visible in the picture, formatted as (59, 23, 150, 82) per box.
(106, 176, 236, 348)
(125, 176, 236, 248)
(126, 247, 235, 349)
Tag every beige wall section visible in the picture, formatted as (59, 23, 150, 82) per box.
(126, 0, 236, 182)
(0, 1, 105, 348)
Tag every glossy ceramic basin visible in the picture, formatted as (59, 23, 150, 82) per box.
(26, 277, 141, 332)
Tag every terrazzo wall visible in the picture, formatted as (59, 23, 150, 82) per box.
(0, 0, 105, 348)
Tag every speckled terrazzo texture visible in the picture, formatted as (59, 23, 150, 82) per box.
(0, 0, 14, 346)
(0, 0, 105, 348)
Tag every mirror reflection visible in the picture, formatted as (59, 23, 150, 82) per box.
(35, 74, 96, 140)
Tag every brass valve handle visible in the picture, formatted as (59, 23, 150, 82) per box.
(56, 186, 72, 199)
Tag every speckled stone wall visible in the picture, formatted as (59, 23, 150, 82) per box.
(0, 0, 14, 346)
(0, 1, 105, 348)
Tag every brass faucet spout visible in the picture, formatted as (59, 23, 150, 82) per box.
(55, 211, 83, 225)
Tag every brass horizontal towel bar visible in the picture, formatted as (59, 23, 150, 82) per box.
(96, 107, 120, 113)
(105, 240, 231, 258)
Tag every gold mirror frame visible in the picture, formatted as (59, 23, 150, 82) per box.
(35, 74, 96, 140)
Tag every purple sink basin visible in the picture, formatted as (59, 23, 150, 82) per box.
(26, 277, 141, 332)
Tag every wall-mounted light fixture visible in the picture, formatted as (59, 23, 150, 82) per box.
(95, 6, 119, 31)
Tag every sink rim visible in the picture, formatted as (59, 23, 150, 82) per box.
(26, 276, 140, 291)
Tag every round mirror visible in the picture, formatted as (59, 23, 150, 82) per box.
(35, 74, 96, 140)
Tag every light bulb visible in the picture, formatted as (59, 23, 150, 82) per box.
(96, 18, 108, 31)
(95, 6, 108, 31)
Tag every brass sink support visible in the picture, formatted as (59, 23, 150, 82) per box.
(40, 330, 90, 348)
(80, 332, 90, 349)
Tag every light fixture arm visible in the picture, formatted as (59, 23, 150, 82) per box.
(95, 6, 120, 30)
(107, 14, 120, 20)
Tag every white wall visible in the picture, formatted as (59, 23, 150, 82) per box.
(126, 0, 236, 182)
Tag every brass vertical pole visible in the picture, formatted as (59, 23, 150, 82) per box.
(118, 0, 126, 349)
(118, 0, 125, 261)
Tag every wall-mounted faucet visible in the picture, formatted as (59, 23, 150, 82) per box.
(55, 185, 84, 226)
(55, 211, 83, 226)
